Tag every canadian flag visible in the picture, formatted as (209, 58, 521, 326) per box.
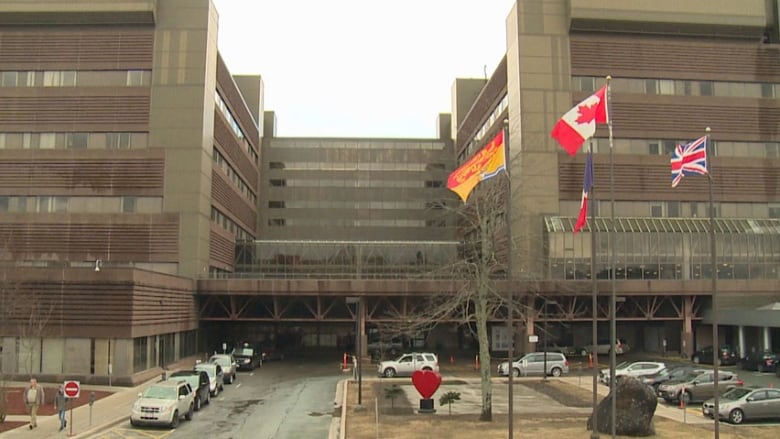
(551, 85, 608, 156)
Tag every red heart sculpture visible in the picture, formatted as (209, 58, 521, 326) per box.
(411, 370, 442, 399)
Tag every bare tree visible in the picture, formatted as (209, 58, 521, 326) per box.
(380, 179, 513, 421)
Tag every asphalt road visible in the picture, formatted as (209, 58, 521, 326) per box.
(88, 357, 343, 439)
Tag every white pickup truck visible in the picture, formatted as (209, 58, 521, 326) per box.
(377, 352, 439, 378)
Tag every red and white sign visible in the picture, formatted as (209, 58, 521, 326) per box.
(63, 380, 80, 398)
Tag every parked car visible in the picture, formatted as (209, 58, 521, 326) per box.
(233, 344, 263, 370)
(168, 370, 210, 411)
(586, 338, 630, 355)
(209, 353, 238, 384)
(599, 361, 666, 386)
(260, 342, 286, 361)
(702, 387, 780, 424)
(550, 343, 588, 357)
(640, 365, 707, 391)
(497, 352, 570, 377)
(194, 362, 224, 397)
(691, 345, 739, 366)
(658, 370, 743, 404)
(376, 352, 439, 378)
(130, 380, 195, 428)
(739, 350, 778, 373)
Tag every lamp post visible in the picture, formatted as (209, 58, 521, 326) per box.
(543, 299, 557, 382)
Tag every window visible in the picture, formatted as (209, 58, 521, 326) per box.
(667, 201, 680, 217)
(126, 70, 147, 86)
(699, 81, 714, 96)
(1, 71, 18, 86)
(122, 197, 137, 213)
(651, 204, 663, 217)
(269, 179, 286, 187)
(766, 143, 779, 158)
(268, 201, 285, 208)
(67, 133, 88, 149)
(107, 133, 131, 149)
(761, 83, 775, 98)
(269, 162, 285, 169)
(0, 196, 8, 211)
(769, 204, 780, 219)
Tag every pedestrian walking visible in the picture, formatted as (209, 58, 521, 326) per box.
(22, 377, 44, 429)
(55, 386, 69, 431)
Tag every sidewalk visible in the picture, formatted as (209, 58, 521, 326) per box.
(2, 357, 201, 438)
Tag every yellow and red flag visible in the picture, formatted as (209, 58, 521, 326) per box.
(446, 130, 507, 202)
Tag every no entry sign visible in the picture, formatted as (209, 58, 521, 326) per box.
(63, 380, 80, 398)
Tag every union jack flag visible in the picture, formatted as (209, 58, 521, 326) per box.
(671, 135, 708, 188)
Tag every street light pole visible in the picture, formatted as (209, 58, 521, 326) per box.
(543, 299, 548, 381)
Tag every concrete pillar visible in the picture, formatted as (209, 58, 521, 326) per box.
(738, 326, 746, 358)
(763, 326, 771, 351)
(682, 296, 694, 358)
(523, 295, 535, 354)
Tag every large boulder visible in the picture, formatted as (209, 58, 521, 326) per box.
(587, 376, 657, 436)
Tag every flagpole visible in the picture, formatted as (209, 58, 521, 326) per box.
(604, 75, 617, 439)
(503, 120, 515, 439)
(705, 126, 720, 439)
(589, 140, 600, 439)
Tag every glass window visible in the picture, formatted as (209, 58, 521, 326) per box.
(122, 197, 137, 213)
(67, 133, 88, 149)
(1, 71, 18, 87)
(0, 196, 8, 211)
(699, 81, 714, 96)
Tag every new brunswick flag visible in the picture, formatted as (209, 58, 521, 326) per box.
(447, 130, 507, 202)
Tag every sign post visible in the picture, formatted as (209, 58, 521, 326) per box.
(63, 381, 80, 437)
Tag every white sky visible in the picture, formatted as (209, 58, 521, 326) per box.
(211, 0, 515, 138)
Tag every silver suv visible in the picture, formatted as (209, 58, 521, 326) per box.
(130, 380, 195, 428)
(209, 354, 237, 384)
(497, 352, 570, 377)
(377, 352, 439, 378)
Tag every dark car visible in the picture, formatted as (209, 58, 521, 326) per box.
(168, 370, 210, 411)
(639, 365, 707, 392)
(233, 344, 262, 370)
(739, 350, 778, 373)
(692, 345, 739, 366)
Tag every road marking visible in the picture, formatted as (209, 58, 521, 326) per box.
(236, 383, 242, 389)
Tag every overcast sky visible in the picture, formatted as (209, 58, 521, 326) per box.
(211, 0, 515, 138)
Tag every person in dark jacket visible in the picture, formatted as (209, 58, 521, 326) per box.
(55, 386, 69, 431)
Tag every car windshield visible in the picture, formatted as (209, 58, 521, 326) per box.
(210, 356, 229, 365)
(722, 387, 751, 400)
(235, 348, 254, 356)
(142, 386, 176, 400)
(171, 375, 197, 387)
(196, 366, 215, 377)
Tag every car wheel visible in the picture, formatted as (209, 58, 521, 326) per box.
(211, 386, 219, 397)
(225, 374, 232, 384)
(185, 403, 194, 421)
(728, 408, 744, 424)
(551, 367, 562, 377)
(422, 367, 432, 371)
(194, 396, 201, 411)
(383, 368, 397, 378)
(512, 368, 520, 377)
(692, 355, 700, 364)
(130, 419, 138, 427)
(170, 411, 180, 428)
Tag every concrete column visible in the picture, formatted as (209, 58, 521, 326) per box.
(738, 326, 746, 358)
(523, 295, 535, 354)
(763, 326, 771, 351)
(682, 296, 694, 358)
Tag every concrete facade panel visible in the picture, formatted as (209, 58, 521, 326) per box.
(570, 0, 767, 27)
(41, 338, 64, 374)
(63, 338, 90, 375)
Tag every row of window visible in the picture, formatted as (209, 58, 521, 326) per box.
(268, 139, 447, 150)
(268, 178, 443, 188)
(211, 206, 253, 240)
(552, 261, 780, 281)
(268, 161, 443, 171)
(266, 218, 445, 227)
(213, 149, 257, 203)
(472, 94, 509, 146)
(0, 131, 147, 150)
(560, 200, 780, 220)
(268, 200, 438, 209)
(0, 196, 161, 213)
(574, 76, 779, 99)
(587, 137, 780, 158)
(214, 91, 258, 163)
(0, 69, 151, 87)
